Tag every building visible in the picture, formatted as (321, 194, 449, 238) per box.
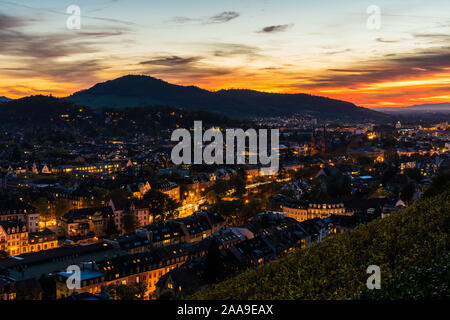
(153, 180, 181, 202)
(60, 206, 115, 241)
(174, 210, 225, 243)
(127, 181, 151, 199)
(281, 199, 352, 222)
(0, 242, 124, 282)
(0, 220, 57, 256)
(0, 275, 43, 300)
(103, 233, 151, 254)
(0, 199, 40, 233)
(109, 199, 150, 233)
(55, 241, 210, 299)
(137, 221, 186, 248)
(51, 162, 122, 175)
(155, 212, 326, 298)
(136, 210, 225, 247)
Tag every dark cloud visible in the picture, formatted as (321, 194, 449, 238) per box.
(211, 43, 260, 58)
(290, 50, 450, 89)
(376, 38, 400, 43)
(169, 11, 240, 25)
(0, 13, 127, 83)
(138, 54, 235, 80)
(0, 13, 35, 29)
(0, 29, 125, 58)
(322, 49, 352, 55)
(140, 64, 235, 80)
(257, 24, 293, 33)
(206, 11, 240, 24)
(140, 56, 202, 66)
(412, 33, 450, 44)
(170, 16, 201, 24)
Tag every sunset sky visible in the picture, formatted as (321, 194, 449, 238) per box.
(0, 0, 449, 107)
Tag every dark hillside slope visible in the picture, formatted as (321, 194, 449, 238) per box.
(190, 188, 450, 299)
(68, 75, 389, 121)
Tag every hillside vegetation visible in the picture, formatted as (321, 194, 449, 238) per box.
(190, 188, 450, 299)
(67, 75, 389, 121)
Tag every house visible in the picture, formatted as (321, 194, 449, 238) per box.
(0, 220, 57, 256)
(0, 199, 40, 233)
(175, 210, 225, 243)
(109, 199, 150, 233)
(54, 242, 207, 299)
(0, 275, 43, 300)
(0, 220, 28, 256)
(280, 198, 351, 222)
(127, 181, 151, 199)
(137, 221, 185, 248)
(152, 180, 181, 202)
(154, 212, 317, 298)
(0, 242, 124, 281)
(156, 267, 205, 299)
(60, 206, 114, 241)
(104, 233, 151, 254)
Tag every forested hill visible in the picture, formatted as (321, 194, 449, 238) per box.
(67, 75, 389, 121)
(190, 183, 450, 300)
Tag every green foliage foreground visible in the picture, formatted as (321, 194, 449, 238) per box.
(190, 189, 450, 299)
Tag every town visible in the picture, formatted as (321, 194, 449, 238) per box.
(0, 100, 448, 300)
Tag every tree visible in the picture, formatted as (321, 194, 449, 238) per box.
(32, 197, 72, 220)
(11, 145, 22, 162)
(205, 190, 218, 205)
(401, 183, 416, 205)
(231, 173, 247, 197)
(109, 188, 132, 201)
(0, 250, 9, 258)
(105, 216, 117, 236)
(122, 209, 137, 234)
(405, 168, 422, 183)
(32, 197, 51, 219)
(144, 189, 180, 223)
(211, 179, 229, 195)
(104, 284, 137, 300)
(39, 274, 56, 300)
(422, 173, 450, 199)
(131, 282, 148, 300)
(203, 240, 225, 283)
(164, 196, 180, 220)
(53, 199, 73, 219)
(385, 148, 400, 167)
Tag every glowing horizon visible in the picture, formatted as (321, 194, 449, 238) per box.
(0, 0, 449, 108)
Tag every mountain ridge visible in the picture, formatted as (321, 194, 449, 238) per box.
(66, 75, 389, 121)
(373, 103, 450, 115)
(0, 96, 12, 103)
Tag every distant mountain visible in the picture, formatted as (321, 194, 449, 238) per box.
(0, 96, 12, 103)
(67, 75, 388, 121)
(373, 103, 450, 115)
(0, 95, 250, 135)
(0, 95, 80, 123)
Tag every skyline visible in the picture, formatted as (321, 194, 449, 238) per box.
(0, 0, 449, 107)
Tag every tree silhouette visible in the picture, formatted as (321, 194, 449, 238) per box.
(122, 209, 137, 234)
(144, 189, 179, 223)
